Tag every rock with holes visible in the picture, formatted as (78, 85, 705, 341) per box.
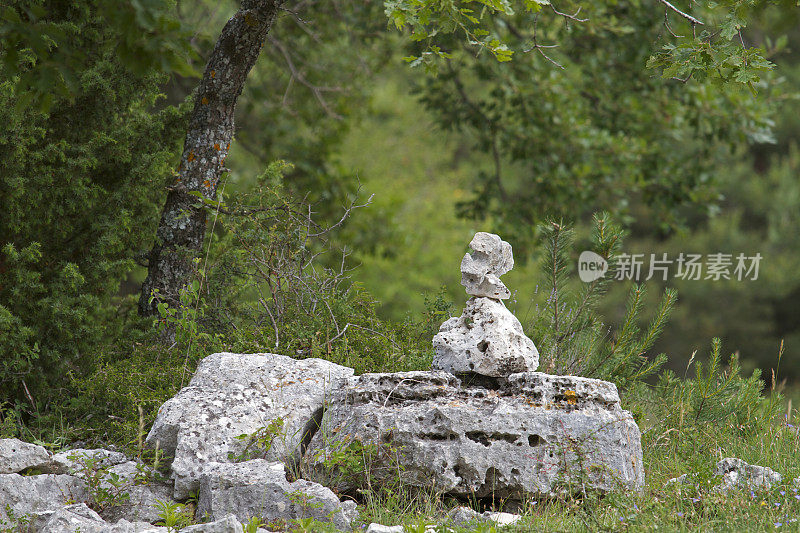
(306, 371, 643, 498)
(460, 232, 514, 299)
(713, 458, 782, 493)
(195, 460, 357, 531)
(145, 352, 353, 499)
(432, 297, 539, 377)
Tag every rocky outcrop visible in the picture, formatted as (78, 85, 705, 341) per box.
(195, 459, 357, 531)
(311, 232, 642, 500)
(145, 352, 353, 499)
(48, 448, 128, 474)
(307, 370, 643, 498)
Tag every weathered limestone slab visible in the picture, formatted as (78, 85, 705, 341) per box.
(0, 473, 88, 527)
(145, 352, 353, 499)
(460, 232, 514, 299)
(195, 460, 357, 531)
(49, 448, 128, 475)
(432, 298, 538, 376)
(0, 438, 52, 474)
(36, 503, 107, 533)
(308, 371, 643, 498)
(177, 515, 241, 533)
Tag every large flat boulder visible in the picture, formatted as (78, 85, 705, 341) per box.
(146, 352, 353, 499)
(307, 371, 643, 498)
(195, 460, 357, 531)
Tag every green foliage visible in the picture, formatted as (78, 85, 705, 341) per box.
(655, 338, 782, 429)
(67, 452, 132, 512)
(242, 516, 265, 533)
(154, 499, 193, 532)
(0, 4, 189, 407)
(0, 0, 197, 111)
(528, 214, 674, 388)
(412, 2, 781, 255)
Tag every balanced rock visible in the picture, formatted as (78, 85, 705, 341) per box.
(307, 371, 644, 498)
(146, 352, 353, 499)
(460, 232, 514, 299)
(432, 297, 538, 376)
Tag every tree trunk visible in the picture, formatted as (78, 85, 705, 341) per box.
(139, 0, 283, 317)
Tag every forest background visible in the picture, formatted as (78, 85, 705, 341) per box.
(1, 0, 800, 439)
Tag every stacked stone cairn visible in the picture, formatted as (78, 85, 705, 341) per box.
(309, 232, 645, 499)
(0, 233, 645, 532)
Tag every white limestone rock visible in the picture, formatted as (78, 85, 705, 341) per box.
(195, 460, 357, 531)
(365, 525, 405, 533)
(460, 232, 514, 299)
(49, 448, 129, 475)
(432, 297, 538, 376)
(307, 371, 644, 499)
(0, 438, 53, 474)
(178, 515, 241, 533)
(714, 458, 782, 493)
(35, 503, 107, 533)
(448, 506, 521, 527)
(0, 473, 88, 527)
(105, 520, 169, 533)
(145, 352, 353, 499)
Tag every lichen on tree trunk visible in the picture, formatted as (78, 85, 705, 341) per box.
(139, 0, 284, 317)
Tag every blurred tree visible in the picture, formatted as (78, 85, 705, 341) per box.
(139, 0, 780, 315)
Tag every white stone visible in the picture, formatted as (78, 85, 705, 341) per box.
(460, 232, 514, 299)
(195, 459, 357, 531)
(365, 524, 405, 533)
(432, 297, 538, 376)
(49, 448, 128, 475)
(714, 458, 782, 493)
(145, 352, 353, 499)
(308, 371, 643, 498)
(448, 507, 521, 527)
(104, 520, 169, 533)
(0, 438, 52, 474)
(178, 515, 241, 533)
(36, 503, 106, 533)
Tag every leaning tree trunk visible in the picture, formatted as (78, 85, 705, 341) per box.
(139, 0, 284, 317)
